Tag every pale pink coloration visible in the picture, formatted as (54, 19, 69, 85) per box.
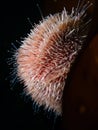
(16, 3, 91, 115)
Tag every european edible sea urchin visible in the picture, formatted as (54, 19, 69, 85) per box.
(15, 1, 92, 115)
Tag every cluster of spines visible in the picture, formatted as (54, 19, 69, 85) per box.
(9, 1, 92, 116)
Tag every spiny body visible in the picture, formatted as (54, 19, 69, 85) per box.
(15, 2, 91, 115)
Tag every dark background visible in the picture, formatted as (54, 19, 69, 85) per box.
(0, 0, 98, 130)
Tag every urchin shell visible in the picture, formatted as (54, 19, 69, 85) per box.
(16, 3, 91, 115)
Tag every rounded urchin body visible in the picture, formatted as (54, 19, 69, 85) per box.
(16, 2, 91, 115)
